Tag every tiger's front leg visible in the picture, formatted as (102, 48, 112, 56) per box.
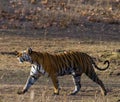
(17, 75, 39, 94)
(17, 64, 41, 95)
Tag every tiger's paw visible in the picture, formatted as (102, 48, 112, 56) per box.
(69, 92, 76, 95)
(69, 93, 76, 95)
(52, 92, 59, 96)
(17, 90, 26, 95)
(69, 91, 78, 95)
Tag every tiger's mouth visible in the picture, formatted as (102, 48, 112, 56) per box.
(17, 55, 32, 63)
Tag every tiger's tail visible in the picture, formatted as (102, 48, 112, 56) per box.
(92, 60, 110, 71)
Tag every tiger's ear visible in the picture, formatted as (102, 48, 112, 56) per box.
(28, 48, 32, 54)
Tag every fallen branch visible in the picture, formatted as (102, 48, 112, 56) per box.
(0, 51, 17, 56)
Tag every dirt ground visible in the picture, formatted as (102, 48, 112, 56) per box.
(0, 34, 120, 102)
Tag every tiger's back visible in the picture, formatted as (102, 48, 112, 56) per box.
(46, 51, 93, 76)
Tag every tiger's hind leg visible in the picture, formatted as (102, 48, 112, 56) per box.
(70, 73, 81, 95)
(85, 69, 107, 96)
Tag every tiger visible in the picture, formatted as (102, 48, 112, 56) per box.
(16, 48, 109, 96)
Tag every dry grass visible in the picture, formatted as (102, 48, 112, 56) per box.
(0, 35, 120, 102)
(0, 0, 120, 29)
(0, 84, 120, 102)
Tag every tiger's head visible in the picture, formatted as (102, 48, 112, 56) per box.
(16, 48, 33, 63)
(16, 48, 46, 76)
